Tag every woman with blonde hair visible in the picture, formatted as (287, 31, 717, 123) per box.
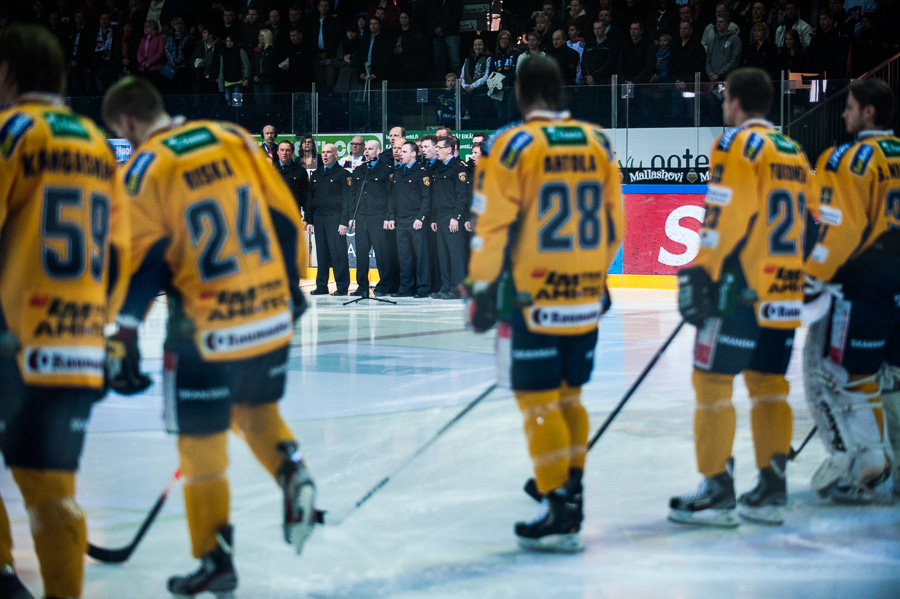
(253, 28, 277, 104)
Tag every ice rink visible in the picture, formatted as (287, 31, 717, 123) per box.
(2, 288, 898, 599)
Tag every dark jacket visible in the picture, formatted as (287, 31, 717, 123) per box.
(277, 159, 309, 215)
(304, 14, 341, 56)
(253, 45, 279, 84)
(431, 158, 468, 220)
(351, 158, 393, 219)
(548, 44, 580, 85)
(428, 0, 463, 37)
(671, 37, 706, 82)
(618, 36, 656, 83)
(307, 162, 351, 226)
(391, 163, 432, 222)
(355, 31, 392, 80)
(581, 37, 621, 83)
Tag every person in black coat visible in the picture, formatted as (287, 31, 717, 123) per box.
(391, 141, 432, 297)
(276, 140, 309, 217)
(305, 0, 341, 89)
(350, 140, 395, 297)
(547, 28, 580, 85)
(307, 143, 352, 296)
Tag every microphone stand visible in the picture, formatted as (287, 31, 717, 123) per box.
(344, 159, 395, 306)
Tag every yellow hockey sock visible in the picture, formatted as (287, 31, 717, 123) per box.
(231, 402, 296, 480)
(692, 369, 736, 477)
(11, 468, 84, 599)
(0, 494, 14, 569)
(178, 433, 230, 558)
(559, 382, 589, 471)
(744, 370, 793, 469)
(515, 389, 570, 494)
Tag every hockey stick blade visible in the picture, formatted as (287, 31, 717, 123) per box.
(329, 383, 497, 525)
(87, 468, 182, 564)
(524, 320, 686, 501)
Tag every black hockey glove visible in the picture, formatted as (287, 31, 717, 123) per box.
(677, 265, 715, 326)
(461, 278, 499, 333)
(106, 326, 152, 395)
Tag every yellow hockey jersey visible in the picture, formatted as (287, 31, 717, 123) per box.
(470, 111, 623, 336)
(118, 119, 306, 362)
(695, 119, 808, 330)
(0, 96, 130, 389)
(807, 130, 900, 281)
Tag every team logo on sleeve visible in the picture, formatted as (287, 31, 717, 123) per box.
(824, 143, 852, 172)
(716, 125, 746, 151)
(124, 151, 156, 195)
(744, 133, 764, 160)
(500, 131, 533, 168)
(850, 144, 874, 175)
(0, 113, 33, 157)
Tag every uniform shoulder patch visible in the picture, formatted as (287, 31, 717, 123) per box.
(162, 126, 217, 155)
(347, 176, 352, 186)
(744, 132, 764, 160)
(877, 138, 900, 158)
(423, 176, 430, 186)
(716, 125, 746, 151)
(767, 132, 798, 155)
(124, 151, 157, 196)
(43, 111, 89, 140)
(824, 142, 852, 172)
(458, 171, 467, 182)
(591, 128, 613, 161)
(542, 125, 587, 146)
(483, 119, 523, 156)
(499, 130, 533, 169)
(0, 113, 34, 158)
(849, 144, 874, 176)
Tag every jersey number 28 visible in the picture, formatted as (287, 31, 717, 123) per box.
(538, 182, 604, 252)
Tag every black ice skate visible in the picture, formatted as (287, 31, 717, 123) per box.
(669, 458, 738, 528)
(167, 525, 237, 599)
(738, 454, 787, 525)
(515, 484, 583, 553)
(277, 441, 317, 555)
(0, 566, 34, 599)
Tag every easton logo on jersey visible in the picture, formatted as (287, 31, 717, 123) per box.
(0, 113, 33, 157)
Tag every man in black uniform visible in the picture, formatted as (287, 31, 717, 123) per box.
(420, 134, 443, 293)
(392, 141, 432, 298)
(430, 135, 468, 299)
(307, 143, 351, 296)
(350, 140, 394, 297)
(276, 140, 308, 217)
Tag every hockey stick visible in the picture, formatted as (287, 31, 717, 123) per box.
(788, 425, 818, 461)
(525, 319, 686, 501)
(326, 382, 498, 525)
(87, 468, 182, 563)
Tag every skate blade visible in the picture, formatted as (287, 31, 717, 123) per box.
(737, 504, 784, 525)
(286, 482, 317, 555)
(668, 508, 739, 528)
(516, 532, 583, 553)
(810, 455, 851, 493)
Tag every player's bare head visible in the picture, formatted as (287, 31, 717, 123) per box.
(0, 24, 66, 101)
(102, 76, 167, 142)
(724, 67, 772, 118)
(848, 79, 895, 130)
(516, 55, 564, 114)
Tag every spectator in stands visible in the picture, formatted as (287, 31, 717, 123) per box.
(164, 16, 193, 91)
(268, 8, 285, 50)
(94, 12, 119, 93)
(341, 135, 366, 170)
(306, 0, 340, 89)
(842, 0, 878, 36)
(652, 0, 681, 41)
(222, 6, 241, 42)
(618, 20, 655, 83)
(218, 33, 251, 105)
(566, 22, 586, 60)
(742, 22, 779, 79)
(775, 0, 812, 47)
(652, 32, 674, 83)
(241, 4, 262, 50)
(392, 10, 424, 83)
(461, 36, 491, 126)
(619, 0, 651, 37)
(581, 17, 620, 85)
(488, 29, 519, 123)
(741, 1, 768, 50)
(851, 12, 884, 75)
(67, 10, 95, 96)
(252, 28, 278, 104)
(702, 3, 739, 51)
(368, 0, 399, 30)
(356, 16, 392, 85)
(768, 0, 788, 30)
(672, 19, 706, 85)
(429, 0, 462, 83)
(436, 72, 458, 127)
(778, 27, 809, 73)
(830, 0, 856, 37)
(282, 26, 314, 92)
(138, 18, 166, 86)
(808, 8, 850, 79)
(548, 28, 580, 85)
(120, 20, 140, 76)
(534, 14, 553, 53)
(568, 0, 592, 37)
(298, 133, 324, 171)
(517, 31, 546, 74)
(191, 25, 223, 98)
(334, 24, 361, 94)
(125, 0, 146, 32)
(706, 12, 742, 82)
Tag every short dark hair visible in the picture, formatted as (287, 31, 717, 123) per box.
(102, 76, 166, 128)
(516, 55, 564, 112)
(0, 24, 66, 96)
(420, 133, 438, 145)
(402, 140, 419, 155)
(277, 140, 294, 150)
(849, 79, 895, 128)
(725, 67, 772, 116)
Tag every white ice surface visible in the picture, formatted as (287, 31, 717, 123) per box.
(2, 288, 898, 598)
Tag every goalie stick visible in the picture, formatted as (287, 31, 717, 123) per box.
(324, 382, 498, 525)
(87, 468, 182, 563)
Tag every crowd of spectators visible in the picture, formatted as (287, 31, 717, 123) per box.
(2, 0, 898, 125)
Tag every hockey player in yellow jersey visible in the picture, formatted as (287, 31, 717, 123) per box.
(466, 56, 623, 552)
(0, 24, 130, 599)
(804, 78, 899, 503)
(669, 68, 809, 527)
(101, 77, 315, 598)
